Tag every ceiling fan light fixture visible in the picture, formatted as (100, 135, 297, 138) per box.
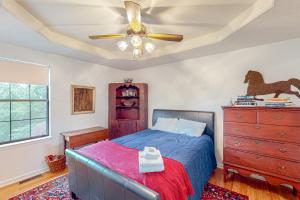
(130, 35, 143, 47)
(132, 47, 142, 58)
(144, 42, 155, 54)
(88, 1, 183, 59)
(117, 40, 128, 51)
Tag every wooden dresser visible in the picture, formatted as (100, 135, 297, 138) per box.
(223, 106, 300, 199)
(61, 127, 108, 150)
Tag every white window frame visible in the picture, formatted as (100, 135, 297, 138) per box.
(0, 57, 51, 147)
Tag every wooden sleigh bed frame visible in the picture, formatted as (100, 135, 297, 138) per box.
(66, 109, 215, 200)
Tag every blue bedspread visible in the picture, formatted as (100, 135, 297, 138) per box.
(113, 129, 216, 200)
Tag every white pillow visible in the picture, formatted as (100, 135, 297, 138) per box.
(151, 118, 178, 133)
(175, 119, 206, 137)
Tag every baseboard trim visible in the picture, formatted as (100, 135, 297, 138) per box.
(0, 167, 49, 188)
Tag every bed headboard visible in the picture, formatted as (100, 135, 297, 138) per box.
(152, 109, 215, 142)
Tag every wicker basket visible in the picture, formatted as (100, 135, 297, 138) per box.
(45, 155, 66, 172)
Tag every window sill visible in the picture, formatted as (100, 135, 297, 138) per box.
(0, 135, 52, 150)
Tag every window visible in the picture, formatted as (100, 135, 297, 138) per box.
(0, 82, 49, 145)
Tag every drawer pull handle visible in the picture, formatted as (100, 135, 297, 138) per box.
(278, 165, 286, 170)
(254, 140, 262, 145)
(234, 141, 241, 146)
(279, 132, 287, 137)
(273, 115, 284, 120)
(279, 148, 288, 153)
(233, 128, 240, 132)
(233, 156, 241, 160)
(255, 125, 261, 129)
(236, 113, 242, 118)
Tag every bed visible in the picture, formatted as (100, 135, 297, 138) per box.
(66, 109, 216, 200)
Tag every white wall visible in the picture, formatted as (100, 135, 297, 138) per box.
(127, 38, 300, 167)
(0, 43, 123, 187)
(1, 38, 300, 188)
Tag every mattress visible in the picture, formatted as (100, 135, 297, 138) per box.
(113, 129, 217, 200)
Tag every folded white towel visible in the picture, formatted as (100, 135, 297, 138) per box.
(139, 152, 162, 166)
(139, 151, 164, 173)
(143, 147, 160, 160)
(139, 164, 164, 173)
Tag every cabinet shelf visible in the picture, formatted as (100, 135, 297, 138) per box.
(116, 105, 139, 109)
(116, 119, 137, 121)
(116, 96, 139, 99)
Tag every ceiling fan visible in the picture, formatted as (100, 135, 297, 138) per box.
(88, 1, 183, 58)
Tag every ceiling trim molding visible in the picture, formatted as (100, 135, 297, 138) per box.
(151, 0, 274, 57)
(2, 0, 274, 61)
(2, 0, 118, 59)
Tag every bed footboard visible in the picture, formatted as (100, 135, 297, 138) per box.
(66, 149, 160, 200)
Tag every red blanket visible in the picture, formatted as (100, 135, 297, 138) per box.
(77, 141, 194, 200)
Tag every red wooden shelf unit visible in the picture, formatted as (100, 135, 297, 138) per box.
(108, 83, 148, 139)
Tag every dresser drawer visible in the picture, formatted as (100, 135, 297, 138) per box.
(224, 135, 300, 161)
(224, 122, 300, 144)
(69, 130, 108, 148)
(224, 109, 256, 123)
(258, 110, 300, 126)
(224, 148, 300, 180)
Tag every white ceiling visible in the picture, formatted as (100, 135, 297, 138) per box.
(0, 0, 300, 70)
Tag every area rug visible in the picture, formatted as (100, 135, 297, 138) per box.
(9, 175, 249, 200)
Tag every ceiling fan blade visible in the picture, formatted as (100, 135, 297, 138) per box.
(89, 34, 125, 40)
(124, 1, 142, 33)
(147, 33, 183, 42)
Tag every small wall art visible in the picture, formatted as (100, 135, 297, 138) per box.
(71, 85, 95, 114)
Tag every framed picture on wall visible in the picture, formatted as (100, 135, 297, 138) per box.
(71, 85, 95, 115)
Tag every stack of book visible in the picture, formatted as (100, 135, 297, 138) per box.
(265, 98, 293, 107)
(234, 96, 257, 106)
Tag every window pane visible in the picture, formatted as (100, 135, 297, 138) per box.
(31, 102, 47, 119)
(0, 83, 10, 99)
(0, 122, 10, 143)
(30, 85, 47, 100)
(11, 102, 30, 120)
(31, 119, 47, 137)
(0, 102, 10, 121)
(11, 120, 30, 140)
(11, 83, 29, 99)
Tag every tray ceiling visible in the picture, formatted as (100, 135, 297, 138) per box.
(2, 0, 273, 62)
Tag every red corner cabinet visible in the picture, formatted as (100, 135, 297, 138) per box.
(108, 83, 148, 139)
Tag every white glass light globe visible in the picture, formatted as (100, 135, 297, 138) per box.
(130, 35, 142, 47)
(117, 41, 128, 51)
(132, 48, 142, 58)
(144, 42, 155, 54)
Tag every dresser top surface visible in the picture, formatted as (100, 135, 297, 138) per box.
(61, 126, 107, 138)
(222, 106, 300, 111)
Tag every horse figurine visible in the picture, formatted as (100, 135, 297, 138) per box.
(244, 70, 300, 100)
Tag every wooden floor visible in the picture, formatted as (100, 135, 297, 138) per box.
(0, 169, 68, 200)
(0, 168, 297, 200)
(209, 168, 297, 200)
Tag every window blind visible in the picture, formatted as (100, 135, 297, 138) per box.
(0, 59, 48, 85)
